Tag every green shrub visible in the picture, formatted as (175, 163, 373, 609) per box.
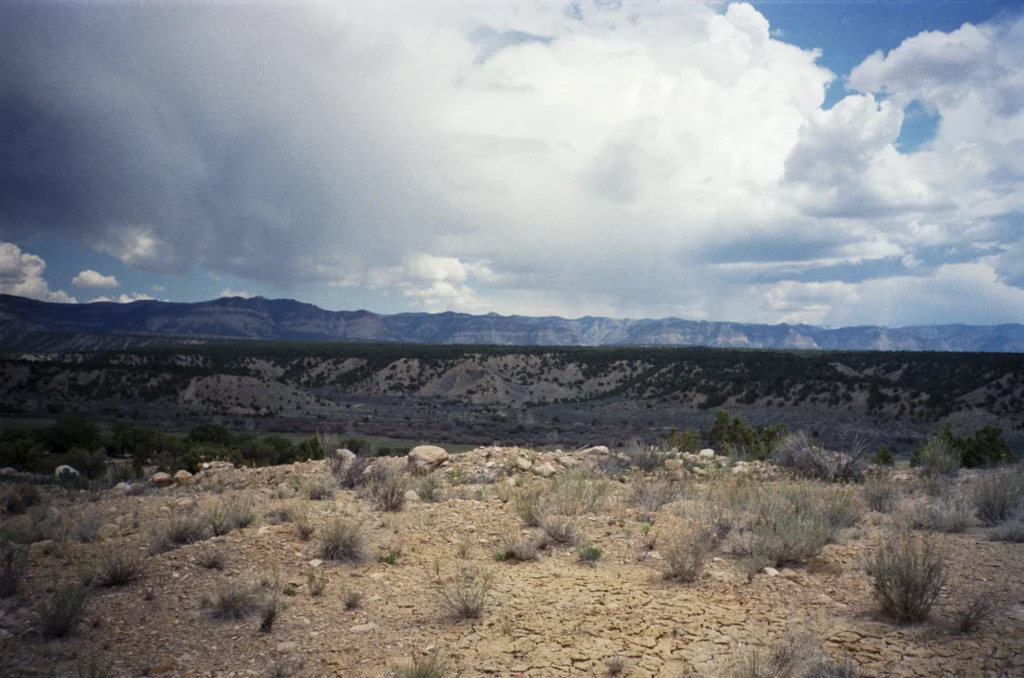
(661, 522, 717, 583)
(307, 569, 328, 597)
(150, 511, 211, 553)
(0, 483, 40, 515)
(872, 446, 894, 466)
(990, 519, 1024, 543)
(93, 548, 145, 587)
(544, 468, 611, 516)
(206, 579, 262, 620)
(960, 425, 1012, 468)
(37, 585, 89, 638)
(577, 544, 603, 566)
(414, 474, 443, 502)
(621, 438, 672, 473)
(950, 584, 1000, 633)
(320, 517, 369, 564)
(911, 435, 961, 476)
(495, 533, 539, 563)
(740, 484, 846, 567)
(431, 562, 492, 620)
(0, 538, 28, 597)
(541, 518, 581, 546)
(771, 432, 865, 482)
(972, 469, 1024, 526)
(368, 470, 407, 512)
(864, 475, 899, 513)
(304, 475, 335, 501)
(870, 532, 946, 624)
(512, 486, 544, 527)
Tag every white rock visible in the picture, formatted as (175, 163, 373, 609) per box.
(150, 472, 173, 486)
(54, 465, 79, 479)
(308, 559, 323, 568)
(350, 622, 379, 633)
(407, 445, 448, 472)
(173, 470, 193, 484)
(335, 448, 356, 462)
(404, 490, 421, 502)
(533, 463, 556, 478)
(114, 482, 132, 493)
(580, 446, 610, 456)
(699, 448, 715, 459)
(763, 567, 779, 577)
(515, 457, 533, 471)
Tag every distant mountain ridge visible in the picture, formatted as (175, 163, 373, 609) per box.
(2, 293, 1024, 353)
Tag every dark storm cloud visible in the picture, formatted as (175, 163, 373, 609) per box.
(0, 2, 451, 282)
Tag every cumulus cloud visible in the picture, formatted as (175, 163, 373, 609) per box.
(71, 269, 118, 289)
(90, 292, 156, 304)
(1, 2, 1022, 325)
(0, 242, 76, 303)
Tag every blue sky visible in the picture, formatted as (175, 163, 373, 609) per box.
(1, 0, 1022, 327)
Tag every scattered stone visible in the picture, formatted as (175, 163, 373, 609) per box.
(150, 472, 173, 487)
(408, 445, 449, 472)
(534, 462, 557, 478)
(335, 448, 356, 462)
(763, 567, 780, 577)
(114, 482, 132, 494)
(99, 523, 120, 540)
(557, 455, 577, 467)
(404, 490, 421, 502)
(173, 470, 193, 485)
(54, 465, 79, 479)
(351, 622, 380, 633)
(807, 557, 843, 576)
(308, 559, 323, 568)
(580, 446, 609, 456)
(699, 448, 715, 459)
(276, 641, 299, 653)
(515, 457, 533, 471)
(663, 459, 684, 472)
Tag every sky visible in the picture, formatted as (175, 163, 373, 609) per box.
(1, 0, 1022, 328)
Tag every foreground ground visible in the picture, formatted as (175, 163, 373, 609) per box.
(2, 446, 1023, 677)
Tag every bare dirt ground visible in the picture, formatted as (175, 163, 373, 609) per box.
(2, 448, 1024, 678)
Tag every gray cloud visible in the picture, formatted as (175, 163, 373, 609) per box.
(1, 1, 1022, 326)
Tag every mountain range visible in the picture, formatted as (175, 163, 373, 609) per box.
(2, 293, 1023, 352)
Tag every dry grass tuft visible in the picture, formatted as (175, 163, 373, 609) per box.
(661, 522, 717, 583)
(431, 562, 493, 621)
(870, 531, 947, 624)
(320, 517, 370, 564)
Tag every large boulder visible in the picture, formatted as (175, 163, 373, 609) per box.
(150, 471, 173, 487)
(173, 470, 194, 485)
(407, 445, 448, 473)
(533, 462, 557, 478)
(54, 465, 79, 479)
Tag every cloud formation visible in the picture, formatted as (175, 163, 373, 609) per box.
(0, 242, 76, 303)
(0, 2, 1021, 325)
(72, 269, 118, 289)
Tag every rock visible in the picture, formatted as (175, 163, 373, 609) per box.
(407, 445, 449, 472)
(534, 463, 557, 478)
(807, 557, 843, 576)
(173, 470, 193, 485)
(276, 641, 299, 653)
(515, 457, 533, 471)
(732, 463, 753, 475)
(99, 523, 120, 540)
(148, 665, 174, 675)
(404, 490, 421, 502)
(0, 468, 16, 476)
(663, 459, 684, 472)
(150, 472, 173, 487)
(54, 465, 79, 479)
(763, 567, 779, 577)
(114, 482, 132, 494)
(580, 446, 610, 456)
(335, 448, 356, 462)
(351, 622, 380, 633)
(308, 559, 323, 568)
(557, 455, 578, 468)
(699, 448, 715, 459)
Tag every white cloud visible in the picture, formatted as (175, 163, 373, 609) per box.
(0, 241, 77, 303)
(3, 3, 1023, 325)
(89, 292, 155, 303)
(71, 269, 119, 289)
(220, 288, 252, 299)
